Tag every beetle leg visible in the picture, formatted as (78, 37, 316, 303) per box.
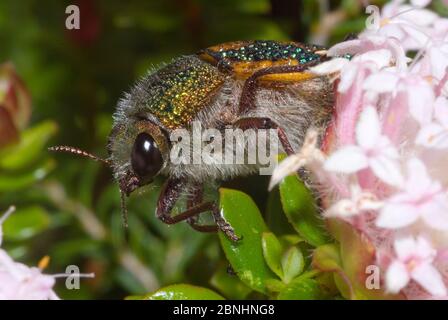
(156, 178, 209, 224)
(187, 216, 218, 233)
(188, 196, 240, 241)
(186, 183, 218, 233)
(233, 117, 295, 155)
(238, 60, 326, 114)
(156, 178, 239, 241)
(211, 204, 240, 241)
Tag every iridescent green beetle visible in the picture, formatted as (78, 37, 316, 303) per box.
(51, 40, 335, 241)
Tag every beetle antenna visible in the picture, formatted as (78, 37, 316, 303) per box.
(120, 189, 129, 228)
(48, 146, 111, 166)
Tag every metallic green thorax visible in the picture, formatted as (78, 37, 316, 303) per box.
(145, 57, 225, 129)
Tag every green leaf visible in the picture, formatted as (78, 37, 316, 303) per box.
(315, 272, 340, 298)
(2, 205, 50, 240)
(281, 246, 304, 283)
(143, 284, 224, 300)
(279, 234, 303, 246)
(218, 188, 276, 294)
(312, 243, 351, 299)
(4, 245, 28, 260)
(329, 18, 366, 43)
(341, 0, 362, 15)
(265, 187, 295, 235)
(0, 121, 57, 170)
(210, 264, 252, 300)
(279, 174, 329, 246)
(124, 295, 143, 300)
(313, 243, 342, 271)
(0, 158, 55, 191)
(261, 232, 284, 279)
(50, 238, 104, 262)
(279, 235, 313, 270)
(235, 0, 270, 14)
(277, 278, 323, 300)
(434, 0, 448, 16)
(115, 267, 150, 295)
(265, 278, 286, 293)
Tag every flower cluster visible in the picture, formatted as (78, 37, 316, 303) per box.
(0, 206, 59, 300)
(271, 0, 448, 299)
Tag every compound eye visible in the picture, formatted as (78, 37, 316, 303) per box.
(131, 132, 163, 180)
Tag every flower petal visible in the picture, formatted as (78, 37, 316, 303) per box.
(399, 6, 438, 26)
(422, 194, 448, 230)
(369, 154, 404, 187)
(394, 236, 419, 259)
(324, 146, 368, 173)
(412, 263, 447, 297)
(356, 106, 382, 149)
(429, 45, 448, 80)
(363, 71, 399, 93)
(338, 63, 359, 93)
(434, 96, 448, 127)
(352, 49, 392, 69)
(358, 193, 384, 211)
(405, 81, 435, 125)
(325, 199, 358, 217)
(386, 261, 410, 294)
(404, 158, 438, 196)
(376, 202, 419, 229)
(410, 0, 431, 7)
(414, 236, 436, 260)
(310, 58, 349, 75)
(416, 123, 448, 149)
(327, 39, 362, 57)
(269, 154, 306, 190)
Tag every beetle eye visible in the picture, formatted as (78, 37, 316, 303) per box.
(131, 132, 163, 180)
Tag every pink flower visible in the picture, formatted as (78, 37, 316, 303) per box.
(416, 96, 448, 148)
(409, 0, 432, 7)
(363, 70, 435, 125)
(325, 184, 383, 218)
(324, 106, 404, 187)
(0, 250, 58, 300)
(376, 158, 448, 230)
(0, 206, 59, 300)
(423, 42, 448, 81)
(386, 235, 446, 296)
(327, 35, 408, 70)
(269, 129, 324, 190)
(375, 1, 439, 51)
(0, 207, 94, 300)
(273, 1, 448, 299)
(431, 18, 448, 41)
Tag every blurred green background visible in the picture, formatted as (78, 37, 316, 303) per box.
(0, 0, 395, 299)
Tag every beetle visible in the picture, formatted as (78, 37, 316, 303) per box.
(50, 40, 335, 241)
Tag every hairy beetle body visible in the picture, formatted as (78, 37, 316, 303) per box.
(53, 40, 338, 240)
(110, 41, 334, 184)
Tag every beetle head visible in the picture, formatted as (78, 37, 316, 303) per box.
(49, 119, 170, 227)
(107, 119, 170, 197)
